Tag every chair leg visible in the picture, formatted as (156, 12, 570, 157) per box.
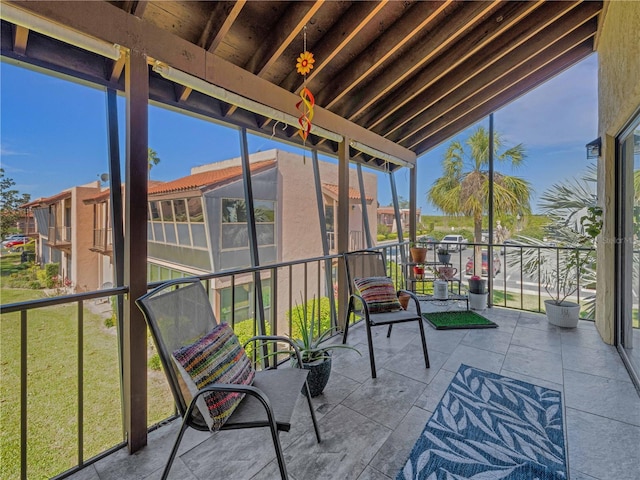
(365, 319, 377, 378)
(386, 324, 393, 338)
(304, 380, 322, 443)
(268, 421, 289, 480)
(342, 297, 353, 344)
(161, 414, 191, 480)
(417, 317, 430, 369)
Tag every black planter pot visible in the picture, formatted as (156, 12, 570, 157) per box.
(298, 355, 332, 397)
(438, 253, 451, 264)
(468, 278, 487, 294)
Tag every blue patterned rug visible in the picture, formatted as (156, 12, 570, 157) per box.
(398, 365, 567, 480)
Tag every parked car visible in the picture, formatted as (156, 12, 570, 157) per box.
(417, 235, 437, 249)
(465, 251, 501, 277)
(4, 237, 30, 250)
(439, 234, 468, 252)
(2, 234, 24, 247)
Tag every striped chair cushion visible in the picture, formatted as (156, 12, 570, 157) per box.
(353, 276, 402, 314)
(172, 323, 255, 431)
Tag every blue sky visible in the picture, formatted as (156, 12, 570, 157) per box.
(1, 54, 597, 214)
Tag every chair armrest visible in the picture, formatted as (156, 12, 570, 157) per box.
(244, 335, 305, 368)
(349, 292, 370, 315)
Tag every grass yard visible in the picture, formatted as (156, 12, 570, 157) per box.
(1, 255, 174, 479)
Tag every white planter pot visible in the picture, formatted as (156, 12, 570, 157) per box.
(469, 292, 488, 310)
(433, 280, 449, 300)
(544, 300, 580, 328)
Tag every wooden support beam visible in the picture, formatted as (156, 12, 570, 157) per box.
(279, 0, 388, 93)
(335, 0, 502, 121)
(314, 1, 452, 110)
(353, 0, 544, 128)
(123, 48, 148, 453)
(244, 0, 324, 77)
(12, 24, 28, 55)
(198, 1, 246, 53)
(365, 0, 588, 135)
(337, 138, 350, 329)
(398, 19, 597, 147)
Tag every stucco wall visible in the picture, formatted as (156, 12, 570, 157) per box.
(71, 185, 102, 291)
(596, 0, 640, 344)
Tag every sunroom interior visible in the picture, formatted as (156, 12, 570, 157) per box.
(1, 1, 639, 479)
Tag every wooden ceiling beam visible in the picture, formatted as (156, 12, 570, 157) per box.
(352, 0, 543, 127)
(198, 1, 245, 53)
(279, 0, 388, 93)
(335, 0, 503, 121)
(392, 18, 598, 145)
(122, 1, 147, 18)
(314, 0, 453, 110)
(12, 24, 28, 55)
(244, 1, 324, 77)
(409, 41, 595, 155)
(364, 0, 590, 135)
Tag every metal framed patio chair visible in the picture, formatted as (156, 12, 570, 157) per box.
(136, 278, 321, 480)
(342, 249, 430, 378)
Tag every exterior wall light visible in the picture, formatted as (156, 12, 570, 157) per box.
(586, 137, 601, 159)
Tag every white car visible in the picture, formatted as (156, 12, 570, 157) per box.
(439, 234, 468, 252)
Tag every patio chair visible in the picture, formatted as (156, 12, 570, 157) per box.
(136, 279, 321, 480)
(342, 250, 430, 378)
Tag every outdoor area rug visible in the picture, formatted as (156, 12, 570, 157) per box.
(421, 310, 498, 330)
(397, 365, 567, 480)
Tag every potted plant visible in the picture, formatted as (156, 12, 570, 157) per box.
(467, 275, 488, 310)
(413, 265, 425, 279)
(518, 238, 583, 328)
(289, 297, 360, 396)
(410, 242, 427, 263)
(437, 247, 451, 264)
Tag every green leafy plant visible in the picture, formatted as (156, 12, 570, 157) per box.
(290, 296, 359, 363)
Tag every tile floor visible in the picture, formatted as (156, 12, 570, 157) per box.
(68, 305, 640, 480)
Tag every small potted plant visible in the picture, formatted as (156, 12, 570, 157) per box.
(410, 242, 427, 263)
(467, 275, 488, 310)
(437, 247, 451, 264)
(413, 265, 425, 279)
(289, 297, 360, 396)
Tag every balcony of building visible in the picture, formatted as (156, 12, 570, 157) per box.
(47, 225, 72, 250)
(62, 302, 639, 480)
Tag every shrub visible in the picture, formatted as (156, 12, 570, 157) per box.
(148, 353, 162, 371)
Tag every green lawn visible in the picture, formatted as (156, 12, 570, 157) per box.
(1, 255, 174, 479)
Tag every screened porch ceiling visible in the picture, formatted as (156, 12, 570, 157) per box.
(0, 1, 603, 171)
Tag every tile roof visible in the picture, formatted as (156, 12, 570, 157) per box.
(149, 160, 275, 195)
(322, 183, 373, 202)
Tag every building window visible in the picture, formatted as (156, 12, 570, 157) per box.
(147, 197, 207, 249)
(221, 198, 275, 251)
(219, 278, 271, 327)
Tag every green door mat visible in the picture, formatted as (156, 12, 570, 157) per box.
(422, 311, 498, 330)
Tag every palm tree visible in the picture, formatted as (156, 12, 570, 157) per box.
(427, 126, 532, 245)
(148, 147, 160, 180)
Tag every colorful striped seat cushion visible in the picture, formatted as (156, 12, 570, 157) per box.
(172, 323, 255, 431)
(353, 276, 402, 314)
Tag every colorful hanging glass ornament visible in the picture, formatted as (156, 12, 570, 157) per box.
(295, 26, 315, 143)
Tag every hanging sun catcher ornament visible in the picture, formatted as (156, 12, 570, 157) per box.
(295, 26, 315, 144)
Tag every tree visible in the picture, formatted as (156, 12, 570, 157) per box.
(427, 126, 531, 244)
(148, 147, 161, 180)
(0, 168, 31, 237)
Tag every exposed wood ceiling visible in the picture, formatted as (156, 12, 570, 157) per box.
(0, 1, 602, 170)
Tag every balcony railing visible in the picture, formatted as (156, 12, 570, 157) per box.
(91, 228, 112, 252)
(48, 226, 72, 246)
(0, 241, 600, 479)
